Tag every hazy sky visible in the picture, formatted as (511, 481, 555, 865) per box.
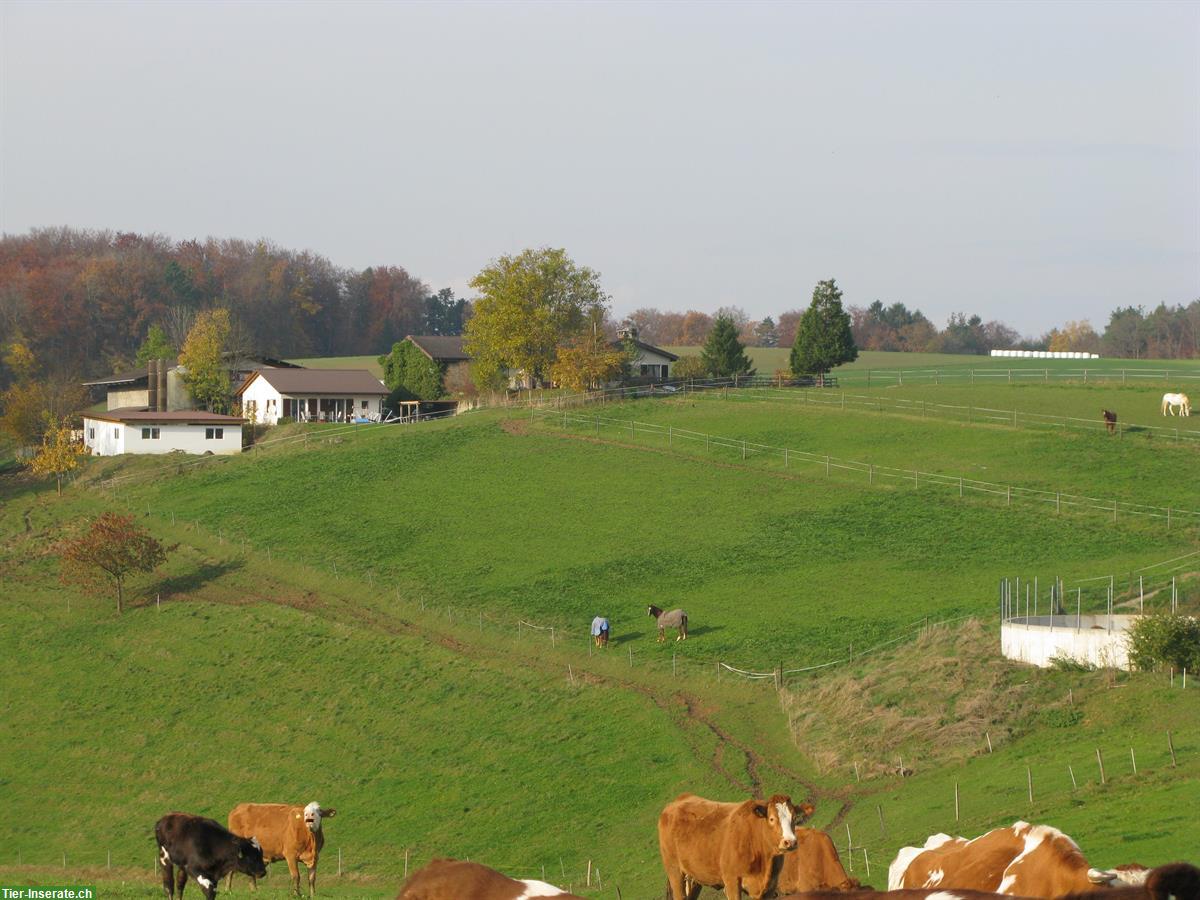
(2, 0, 1196, 335)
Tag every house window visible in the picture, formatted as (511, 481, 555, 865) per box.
(205, 427, 224, 440)
(361, 400, 368, 409)
(87, 427, 95, 440)
(141, 427, 160, 440)
(113, 428, 119, 439)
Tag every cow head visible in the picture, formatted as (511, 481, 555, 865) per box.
(1087, 864, 1149, 887)
(303, 802, 336, 832)
(237, 837, 267, 879)
(752, 794, 799, 853)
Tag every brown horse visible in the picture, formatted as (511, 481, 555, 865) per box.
(648, 605, 688, 642)
(1102, 409, 1117, 434)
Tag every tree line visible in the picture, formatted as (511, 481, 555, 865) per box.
(0, 227, 468, 387)
(623, 300, 1200, 358)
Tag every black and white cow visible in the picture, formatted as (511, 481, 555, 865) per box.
(156, 812, 267, 900)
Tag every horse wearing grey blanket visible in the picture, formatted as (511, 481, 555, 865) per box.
(648, 605, 688, 642)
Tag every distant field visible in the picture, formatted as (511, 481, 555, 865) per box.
(288, 354, 384, 377)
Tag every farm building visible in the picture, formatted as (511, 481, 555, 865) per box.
(237, 368, 389, 424)
(82, 409, 244, 456)
(616, 327, 679, 381)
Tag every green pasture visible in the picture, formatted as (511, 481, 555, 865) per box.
(287, 354, 385, 378)
(3, 374, 1200, 896)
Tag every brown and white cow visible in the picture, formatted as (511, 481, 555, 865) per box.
(395, 858, 584, 900)
(773, 827, 862, 894)
(888, 823, 1148, 897)
(226, 801, 337, 896)
(658, 792, 801, 900)
(779, 861, 1200, 900)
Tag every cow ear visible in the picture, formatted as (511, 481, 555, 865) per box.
(753, 804, 767, 818)
(251, 837, 261, 850)
(321, 809, 337, 818)
(1087, 869, 1113, 885)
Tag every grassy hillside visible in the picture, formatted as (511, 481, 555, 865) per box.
(3, 379, 1199, 896)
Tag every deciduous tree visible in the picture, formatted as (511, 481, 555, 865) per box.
(790, 279, 858, 379)
(702, 316, 755, 377)
(550, 329, 628, 391)
(465, 248, 608, 389)
(379, 339, 445, 401)
(59, 512, 174, 614)
(179, 308, 232, 412)
(30, 420, 85, 495)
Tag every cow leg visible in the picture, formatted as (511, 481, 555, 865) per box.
(664, 866, 688, 900)
(161, 858, 175, 900)
(193, 871, 217, 900)
(722, 876, 743, 899)
(307, 863, 318, 897)
(287, 856, 302, 896)
(175, 867, 188, 900)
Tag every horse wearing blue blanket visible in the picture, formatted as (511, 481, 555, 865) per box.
(591, 616, 611, 648)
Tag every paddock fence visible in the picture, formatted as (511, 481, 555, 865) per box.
(527, 407, 1200, 532)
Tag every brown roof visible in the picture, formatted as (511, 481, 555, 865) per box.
(406, 335, 470, 362)
(615, 338, 679, 361)
(83, 408, 245, 425)
(236, 368, 388, 396)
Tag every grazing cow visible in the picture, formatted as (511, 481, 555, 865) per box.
(888, 823, 1148, 897)
(649, 605, 688, 642)
(156, 812, 266, 900)
(773, 826, 861, 894)
(777, 861, 1200, 900)
(1162, 393, 1191, 417)
(227, 801, 336, 896)
(395, 858, 584, 899)
(1102, 410, 1117, 434)
(591, 616, 611, 648)
(658, 792, 800, 900)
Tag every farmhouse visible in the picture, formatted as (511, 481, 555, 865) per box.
(616, 326, 678, 381)
(237, 368, 389, 424)
(82, 408, 244, 456)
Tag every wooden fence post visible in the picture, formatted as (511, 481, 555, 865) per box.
(1096, 748, 1106, 784)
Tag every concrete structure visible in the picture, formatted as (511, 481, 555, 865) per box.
(1001, 614, 1135, 669)
(83, 357, 303, 411)
(237, 369, 388, 425)
(82, 409, 244, 456)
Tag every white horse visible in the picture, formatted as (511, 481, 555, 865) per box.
(1162, 392, 1191, 417)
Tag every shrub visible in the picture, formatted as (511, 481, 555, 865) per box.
(1126, 614, 1200, 672)
(672, 355, 708, 380)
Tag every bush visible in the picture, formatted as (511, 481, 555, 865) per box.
(1126, 614, 1200, 672)
(672, 355, 708, 380)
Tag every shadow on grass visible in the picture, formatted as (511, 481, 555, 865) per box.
(138, 559, 246, 607)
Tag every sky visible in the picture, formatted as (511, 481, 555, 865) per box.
(1, 0, 1197, 336)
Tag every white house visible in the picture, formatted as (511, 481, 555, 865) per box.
(82, 409, 245, 456)
(616, 328, 679, 380)
(237, 369, 390, 425)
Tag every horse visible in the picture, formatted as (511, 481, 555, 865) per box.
(1102, 409, 1117, 434)
(591, 615, 610, 648)
(648, 605, 688, 642)
(1162, 392, 1191, 417)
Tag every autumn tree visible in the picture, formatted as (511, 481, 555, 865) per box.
(179, 308, 232, 412)
(30, 420, 86, 495)
(1048, 320, 1101, 354)
(672, 355, 708, 380)
(59, 512, 174, 614)
(791, 279, 858, 380)
(135, 323, 176, 366)
(550, 321, 629, 391)
(465, 248, 608, 389)
(1, 376, 87, 448)
(702, 315, 755, 377)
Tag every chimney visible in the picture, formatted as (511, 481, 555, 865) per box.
(158, 359, 169, 411)
(147, 359, 158, 410)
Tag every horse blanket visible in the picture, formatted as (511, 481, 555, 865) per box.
(591, 616, 610, 636)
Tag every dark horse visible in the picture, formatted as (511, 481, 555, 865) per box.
(1102, 409, 1117, 434)
(647, 605, 688, 642)
(591, 615, 610, 648)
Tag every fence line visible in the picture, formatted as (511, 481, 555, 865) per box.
(529, 408, 1200, 531)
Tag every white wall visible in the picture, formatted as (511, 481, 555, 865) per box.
(240, 378, 282, 424)
(631, 348, 673, 379)
(1000, 615, 1134, 669)
(107, 388, 148, 410)
(83, 418, 241, 456)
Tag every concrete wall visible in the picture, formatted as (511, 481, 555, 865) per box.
(108, 388, 148, 410)
(83, 418, 242, 456)
(1001, 615, 1135, 669)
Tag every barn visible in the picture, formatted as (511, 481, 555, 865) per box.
(82, 409, 245, 456)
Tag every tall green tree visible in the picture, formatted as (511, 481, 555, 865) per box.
(790, 279, 858, 379)
(135, 324, 176, 366)
(465, 248, 608, 389)
(179, 308, 232, 412)
(701, 315, 755, 377)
